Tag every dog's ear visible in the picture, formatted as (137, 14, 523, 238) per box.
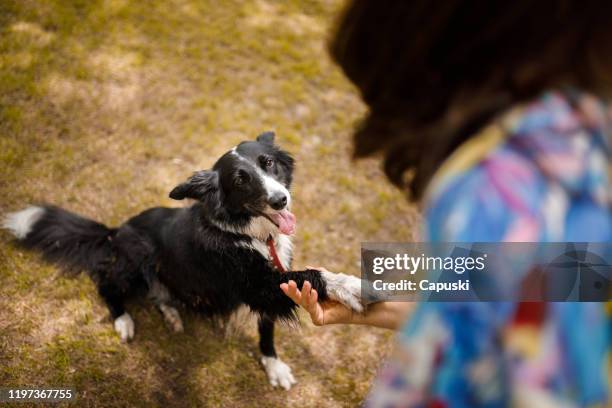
(169, 170, 219, 201)
(256, 131, 275, 145)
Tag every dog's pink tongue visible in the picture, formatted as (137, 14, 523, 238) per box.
(271, 209, 296, 235)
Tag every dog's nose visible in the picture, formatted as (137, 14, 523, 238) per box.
(269, 193, 287, 210)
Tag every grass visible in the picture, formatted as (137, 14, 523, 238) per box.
(0, 1, 420, 406)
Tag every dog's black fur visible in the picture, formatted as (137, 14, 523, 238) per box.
(4, 132, 361, 389)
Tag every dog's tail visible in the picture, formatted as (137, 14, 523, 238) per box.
(2, 205, 117, 276)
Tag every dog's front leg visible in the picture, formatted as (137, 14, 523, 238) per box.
(246, 269, 364, 322)
(245, 270, 363, 391)
(258, 315, 296, 390)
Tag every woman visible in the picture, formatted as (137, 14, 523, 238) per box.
(282, 1, 611, 407)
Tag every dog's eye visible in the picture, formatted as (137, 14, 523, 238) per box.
(259, 155, 274, 169)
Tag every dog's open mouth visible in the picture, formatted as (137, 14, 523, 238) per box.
(246, 203, 297, 235)
(262, 209, 296, 235)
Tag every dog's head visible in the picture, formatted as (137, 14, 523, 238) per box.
(170, 132, 296, 236)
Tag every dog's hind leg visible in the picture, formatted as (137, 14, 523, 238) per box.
(148, 279, 184, 333)
(158, 303, 183, 333)
(98, 282, 134, 343)
(258, 315, 296, 391)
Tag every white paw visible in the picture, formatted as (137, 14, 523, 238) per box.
(159, 304, 184, 333)
(261, 356, 297, 390)
(321, 271, 363, 313)
(114, 313, 135, 343)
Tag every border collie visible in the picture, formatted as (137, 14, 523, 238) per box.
(2, 132, 363, 390)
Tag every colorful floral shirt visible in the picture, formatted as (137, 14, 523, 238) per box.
(366, 91, 611, 407)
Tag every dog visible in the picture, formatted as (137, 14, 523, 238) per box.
(2, 132, 363, 390)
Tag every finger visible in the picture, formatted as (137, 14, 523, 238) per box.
(288, 280, 297, 291)
(303, 283, 318, 313)
(308, 289, 318, 306)
(287, 280, 302, 303)
(300, 281, 312, 304)
(288, 280, 298, 296)
(280, 283, 299, 303)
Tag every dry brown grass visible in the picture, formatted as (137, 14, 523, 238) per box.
(0, 1, 420, 406)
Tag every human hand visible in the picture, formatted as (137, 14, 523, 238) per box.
(281, 267, 413, 330)
(280, 267, 354, 326)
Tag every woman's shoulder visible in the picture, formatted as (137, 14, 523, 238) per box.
(424, 91, 610, 242)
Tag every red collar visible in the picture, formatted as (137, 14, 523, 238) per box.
(266, 236, 286, 272)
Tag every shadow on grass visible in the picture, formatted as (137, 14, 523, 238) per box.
(100, 299, 326, 407)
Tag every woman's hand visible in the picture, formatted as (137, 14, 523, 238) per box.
(281, 266, 414, 330)
(280, 277, 353, 326)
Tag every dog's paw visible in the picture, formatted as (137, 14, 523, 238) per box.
(159, 304, 184, 333)
(321, 271, 363, 313)
(114, 313, 135, 343)
(261, 356, 297, 391)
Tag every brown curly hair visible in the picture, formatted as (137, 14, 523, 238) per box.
(330, 0, 612, 199)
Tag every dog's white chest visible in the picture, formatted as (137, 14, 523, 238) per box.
(273, 234, 293, 270)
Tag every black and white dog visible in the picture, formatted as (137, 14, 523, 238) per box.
(2, 132, 362, 390)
